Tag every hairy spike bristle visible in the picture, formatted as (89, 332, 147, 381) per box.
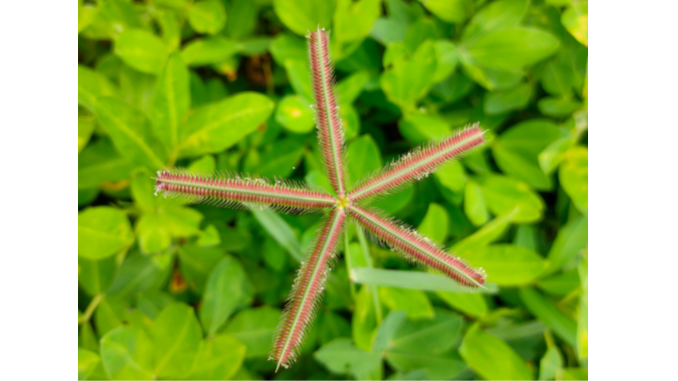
(270, 208, 346, 371)
(347, 205, 486, 288)
(307, 28, 347, 198)
(154, 168, 336, 212)
(348, 124, 485, 203)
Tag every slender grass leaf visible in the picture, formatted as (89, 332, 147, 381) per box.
(350, 268, 497, 294)
(519, 287, 577, 347)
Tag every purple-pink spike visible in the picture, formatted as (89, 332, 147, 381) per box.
(270, 208, 346, 371)
(307, 28, 347, 198)
(348, 125, 485, 203)
(154, 169, 336, 212)
(347, 205, 486, 288)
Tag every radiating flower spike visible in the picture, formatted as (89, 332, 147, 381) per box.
(154, 168, 336, 213)
(307, 27, 347, 198)
(348, 124, 485, 203)
(270, 208, 346, 371)
(347, 205, 486, 288)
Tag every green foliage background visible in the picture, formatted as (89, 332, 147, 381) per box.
(78, 0, 588, 379)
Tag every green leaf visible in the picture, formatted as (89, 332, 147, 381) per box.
(381, 41, 437, 110)
(318, 311, 352, 344)
(483, 82, 532, 115)
(180, 37, 239, 67)
(333, 0, 381, 46)
(380, 287, 434, 320)
(432, 72, 475, 103)
(558, 368, 588, 380)
(418, 0, 470, 23)
(538, 137, 576, 175)
(460, 60, 524, 91)
(398, 112, 450, 145)
(561, 2, 588, 47)
(434, 161, 467, 196)
(78, 114, 95, 153)
(462, 0, 528, 43)
(477, 174, 545, 223)
(347, 135, 382, 186)
(384, 310, 467, 379)
(79, 255, 117, 296)
(78, 0, 95, 33)
(491, 119, 564, 190)
(78, 348, 100, 380)
(350, 268, 498, 294)
(80, 0, 145, 40)
(418, 203, 449, 244)
(538, 97, 582, 117)
(273, 0, 336, 36)
(437, 292, 487, 317)
(433, 40, 459, 83)
(559, 147, 588, 213)
(352, 285, 380, 351)
(184, 335, 246, 380)
(93, 97, 167, 170)
(542, 62, 575, 96)
(78, 207, 133, 260)
(577, 254, 588, 360)
(519, 287, 577, 347)
(336, 71, 370, 105)
(275, 95, 315, 133)
(284, 60, 314, 101)
(179, 92, 274, 157)
(188, 0, 227, 35)
(108, 252, 173, 296)
(536, 268, 580, 296)
(545, 215, 587, 275)
(151, 303, 202, 379)
(459, 324, 532, 380)
(78, 65, 120, 112)
(95, 295, 131, 336)
(269, 33, 307, 65)
(78, 139, 135, 189)
(462, 244, 546, 286)
(150, 53, 190, 154)
(464, 181, 490, 226)
(200, 256, 254, 336)
(225, 0, 256, 39)
(100, 326, 154, 380)
(178, 244, 225, 292)
(251, 209, 303, 261)
(465, 27, 559, 70)
(197, 224, 221, 247)
(452, 211, 516, 253)
(249, 138, 306, 178)
(224, 306, 282, 358)
(314, 338, 383, 380)
(539, 346, 563, 380)
(114, 29, 168, 74)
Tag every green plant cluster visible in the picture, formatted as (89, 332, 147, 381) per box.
(78, 0, 588, 380)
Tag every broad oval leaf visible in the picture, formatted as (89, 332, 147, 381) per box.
(78, 206, 133, 260)
(100, 326, 154, 380)
(188, 0, 227, 35)
(114, 29, 168, 74)
(465, 27, 559, 70)
(491, 119, 564, 190)
(78, 65, 120, 112)
(179, 92, 274, 157)
(93, 97, 167, 170)
(476, 174, 545, 223)
(461, 244, 547, 286)
(459, 324, 532, 380)
(462, 0, 528, 42)
(224, 306, 282, 358)
(273, 0, 335, 36)
(200, 256, 254, 336)
(418, 203, 449, 244)
(150, 302, 202, 379)
(180, 37, 239, 67)
(275, 95, 315, 133)
(183, 335, 246, 380)
(150, 53, 190, 154)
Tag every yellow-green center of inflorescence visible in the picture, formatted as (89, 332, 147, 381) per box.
(336, 196, 350, 209)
